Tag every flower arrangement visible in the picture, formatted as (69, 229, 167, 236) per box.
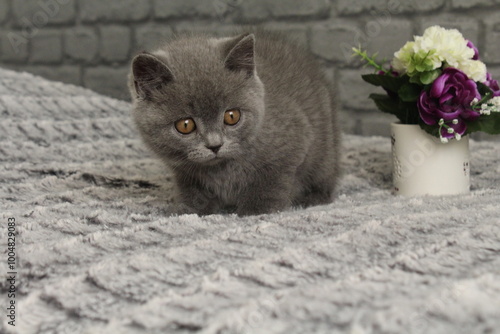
(354, 25, 500, 143)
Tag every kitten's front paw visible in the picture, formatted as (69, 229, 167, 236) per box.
(175, 186, 222, 216)
(167, 202, 198, 215)
(236, 198, 290, 216)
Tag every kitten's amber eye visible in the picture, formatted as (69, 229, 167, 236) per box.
(175, 118, 196, 134)
(224, 109, 241, 125)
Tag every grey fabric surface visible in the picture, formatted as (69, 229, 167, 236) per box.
(1, 68, 500, 334)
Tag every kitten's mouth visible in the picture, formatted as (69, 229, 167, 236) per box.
(188, 154, 225, 165)
(189, 150, 232, 165)
(204, 155, 224, 165)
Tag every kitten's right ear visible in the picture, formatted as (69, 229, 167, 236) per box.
(223, 33, 256, 77)
(132, 52, 174, 100)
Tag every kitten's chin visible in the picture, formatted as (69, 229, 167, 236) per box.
(190, 155, 226, 166)
(203, 157, 225, 166)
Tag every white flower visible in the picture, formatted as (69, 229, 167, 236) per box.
(455, 59, 487, 82)
(391, 26, 477, 78)
(392, 41, 416, 74)
(479, 96, 500, 115)
(420, 26, 474, 67)
(490, 96, 500, 107)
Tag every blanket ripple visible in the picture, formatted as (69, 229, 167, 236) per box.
(1, 69, 500, 334)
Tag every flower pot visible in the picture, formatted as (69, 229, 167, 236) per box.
(391, 122, 470, 196)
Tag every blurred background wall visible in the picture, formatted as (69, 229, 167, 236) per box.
(1, 0, 500, 138)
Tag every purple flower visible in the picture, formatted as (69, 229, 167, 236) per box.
(467, 40, 479, 60)
(418, 68, 481, 138)
(484, 72, 500, 96)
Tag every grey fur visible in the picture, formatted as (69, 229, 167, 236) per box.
(129, 31, 340, 215)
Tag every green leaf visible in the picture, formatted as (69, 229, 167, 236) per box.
(352, 47, 389, 73)
(406, 70, 441, 86)
(397, 101, 421, 125)
(418, 119, 440, 138)
(369, 94, 421, 124)
(476, 81, 494, 104)
(368, 93, 400, 116)
(362, 74, 407, 93)
(398, 83, 421, 102)
(466, 112, 500, 135)
(420, 69, 441, 85)
(409, 75, 422, 85)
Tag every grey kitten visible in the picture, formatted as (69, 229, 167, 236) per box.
(129, 31, 340, 216)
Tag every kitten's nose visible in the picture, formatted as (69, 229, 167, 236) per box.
(206, 144, 222, 154)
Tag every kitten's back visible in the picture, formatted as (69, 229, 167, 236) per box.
(252, 30, 340, 200)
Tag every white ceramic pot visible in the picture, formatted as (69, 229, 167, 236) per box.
(391, 122, 470, 196)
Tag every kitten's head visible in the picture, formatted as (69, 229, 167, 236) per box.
(129, 33, 265, 167)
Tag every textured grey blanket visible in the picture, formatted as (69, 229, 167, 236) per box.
(1, 68, 500, 334)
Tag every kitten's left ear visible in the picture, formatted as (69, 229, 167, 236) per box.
(132, 52, 174, 100)
(223, 33, 256, 77)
